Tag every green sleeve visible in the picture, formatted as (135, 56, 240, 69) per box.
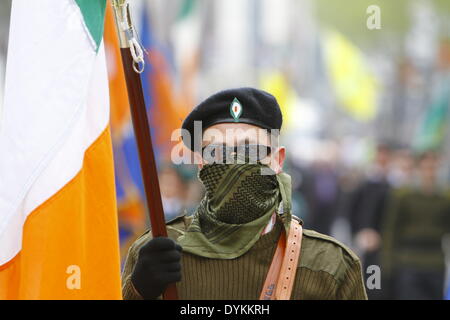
(336, 259, 368, 300)
(380, 190, 405, 277)
(121, 239, 144, 300)
(121, 231, 155, 300)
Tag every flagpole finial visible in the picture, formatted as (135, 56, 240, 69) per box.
(111, 0, 145, 73)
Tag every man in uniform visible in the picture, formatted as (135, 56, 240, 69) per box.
(121, 88, 368, 300)
(350, 143, 393, 299)
(381, 151, 450, 300)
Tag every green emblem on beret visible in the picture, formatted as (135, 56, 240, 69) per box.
(230, 98, 243, 122)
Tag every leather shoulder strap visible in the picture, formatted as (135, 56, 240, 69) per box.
(275, 218, 303, 300)
(259, 218, 303, 300)
(259, 229, 286, 300)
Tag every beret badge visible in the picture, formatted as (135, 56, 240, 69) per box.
(230, 98, 243, 122)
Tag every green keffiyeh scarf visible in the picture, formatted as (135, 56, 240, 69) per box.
(178, 162, 292, 259)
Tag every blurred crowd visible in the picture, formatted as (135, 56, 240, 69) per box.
(291, 144, 450, 299)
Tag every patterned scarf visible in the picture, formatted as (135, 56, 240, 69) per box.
(178, 162, 292, 259)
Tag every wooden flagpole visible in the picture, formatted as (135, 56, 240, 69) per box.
(110, 0, 178, 300)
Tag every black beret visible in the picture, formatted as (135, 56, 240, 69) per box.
(182, 87, 282, 151)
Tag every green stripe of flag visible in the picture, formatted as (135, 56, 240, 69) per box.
(178, 0, 196, 20)
(75, 0, 107, 51)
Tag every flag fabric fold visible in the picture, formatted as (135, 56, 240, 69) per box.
(0, 0, 121, 299)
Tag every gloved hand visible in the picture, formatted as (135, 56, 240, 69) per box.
(131, 237, 182, 299)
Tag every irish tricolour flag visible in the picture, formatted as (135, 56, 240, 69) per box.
(0, 0, 122, 299)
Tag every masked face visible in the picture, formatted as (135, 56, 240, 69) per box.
(198, 162, 280, 224)
(198, 122, 286, 175)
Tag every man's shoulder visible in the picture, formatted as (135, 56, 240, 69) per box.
(166, 214, 193, 237)
(129, 214, 192, 253)
(300, 228, 362, 282)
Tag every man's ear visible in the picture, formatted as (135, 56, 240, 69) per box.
(271, 146, 286, 174)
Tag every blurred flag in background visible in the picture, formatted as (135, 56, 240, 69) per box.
(141, 4, 188, 159)
(323, 30, 378, 122)
(413, 80, 450, 152)
(104, 2, 147, 260)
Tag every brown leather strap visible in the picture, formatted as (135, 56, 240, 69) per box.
(259, 218, 303, 300)
(275, 219, 303, 300)
(259, 229, 286, 300)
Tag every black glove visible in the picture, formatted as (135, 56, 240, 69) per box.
(131, 237, 182, 299)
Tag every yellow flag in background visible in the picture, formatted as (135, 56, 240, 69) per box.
(260, 71, 298, 129)
(323, 30, 378, 122)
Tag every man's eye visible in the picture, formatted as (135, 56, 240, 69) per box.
(202, 144, 227, 162)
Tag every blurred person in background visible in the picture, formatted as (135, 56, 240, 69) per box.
(159, 163, 187, 222)
(349, 143, 394, 299)
(159, 163, 204, 220)
(381, 151, 450, 300)
(283, 157, 310, 223)
(389, 147, 415, 188)
(183, 176, 204, 216)
(300, 141, 340, 236)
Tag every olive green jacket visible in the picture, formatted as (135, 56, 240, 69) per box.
(122, 216, 368, 300)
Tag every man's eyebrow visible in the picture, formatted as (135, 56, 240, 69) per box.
(234, 137, 253, 145)
(236, 133, 272, 146)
